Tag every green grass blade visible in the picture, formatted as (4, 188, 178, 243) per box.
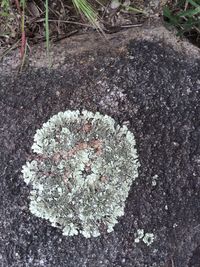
(124, 5, 147, 15)
(186, 0, 200, 8)
(163, 6, 180, 26)
(45, 0, 50, 58)
(178, 6, 200, 17)
(72, 0, 101, 30)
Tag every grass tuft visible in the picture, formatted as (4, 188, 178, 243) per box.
(0, 0, 10, 16)
(163, 0, 200, 46)
(72, 0, 102, 32)
(0, 0, 147, 60)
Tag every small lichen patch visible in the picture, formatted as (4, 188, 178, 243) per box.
(134, 229, 155, 246)
(22, 110, 140, 238)
(142, 233, 155, 246)
(152, 174, 158, 187)
(134, 229, 144, 243)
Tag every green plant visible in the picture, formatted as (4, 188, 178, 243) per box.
(20, 0, 26, 60)
(45, 0, 50, 63)
(22, 110, 140, 238)
(72, 0, 101, 30)
(0, 0, 102, 61)
(0, 0, 10, 16)
(163, 0, 200, 38)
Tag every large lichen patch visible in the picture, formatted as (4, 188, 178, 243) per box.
(22, 110, 139, 238)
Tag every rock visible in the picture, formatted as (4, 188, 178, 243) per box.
(0, 25, 200, 267)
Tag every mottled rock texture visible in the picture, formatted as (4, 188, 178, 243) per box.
(0, 25, 200, 267)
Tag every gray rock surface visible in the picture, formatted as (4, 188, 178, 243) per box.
(0, 25, 200, 267)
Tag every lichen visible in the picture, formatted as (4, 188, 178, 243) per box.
(134, 229, 144, 243)
(22, 110, 140, 238)
(134, 229, 155, 246)
(142, 233, 155, 246)
(152, 174, 158, 187)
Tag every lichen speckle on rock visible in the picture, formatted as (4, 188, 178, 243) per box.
(22, 110, 140, 238)
(134, 229, 155, 246)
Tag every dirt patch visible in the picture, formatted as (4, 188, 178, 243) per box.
(0, 0, 163, 52)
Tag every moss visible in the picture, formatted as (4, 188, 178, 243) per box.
(22, 110, 140, 238)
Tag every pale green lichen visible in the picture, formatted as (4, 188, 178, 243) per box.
(152, 174, 158, 187)
(134, 228, 144, 243)
(134, 228, 155, 246)
(142, 233, 155, 246)
(22, 110, 140, 238)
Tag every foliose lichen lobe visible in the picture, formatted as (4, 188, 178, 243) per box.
(22, 110, 140, 238)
